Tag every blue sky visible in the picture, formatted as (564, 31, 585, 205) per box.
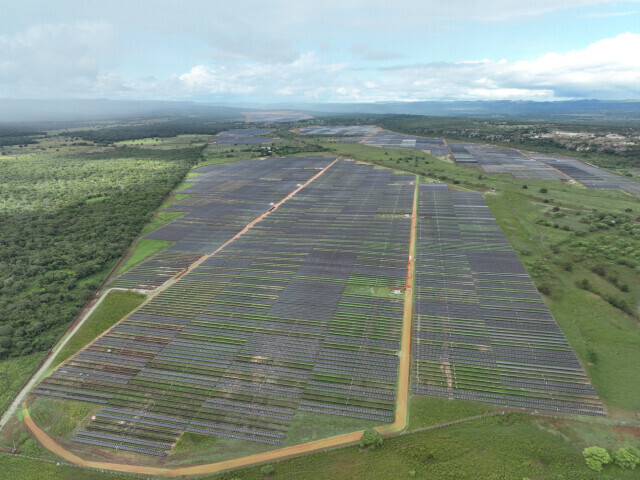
(1, 1, 639, 102)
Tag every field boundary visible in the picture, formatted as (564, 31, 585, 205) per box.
(0, 287, 135, 429)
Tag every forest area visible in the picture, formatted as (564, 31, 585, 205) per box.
(0, 141, 204, 361)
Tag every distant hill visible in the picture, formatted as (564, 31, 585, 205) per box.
(0, 99, 246, 123)
(298, 100, 640, 125)
(2, 98, 639, 126)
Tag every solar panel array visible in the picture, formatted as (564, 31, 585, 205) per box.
(527, 152, 640, 195)
(411, 185, 605, 416)
(298, 126, 381, 136)
(448, 143, 567, 180)
(215, 129, 276, 145)
(34, 160, 415, 456)
(111, 156, 335, 290)
(296, 126, 449, 156)
(296, 127, 638, 195)
(362, 131, 450, 156)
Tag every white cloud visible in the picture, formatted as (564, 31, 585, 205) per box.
(0, 22, 115, 96)
(1, 18, 638, 102)
(126, 32, 640, 102)
(376, 33, 640, 100)
(167, 52, 351, 101)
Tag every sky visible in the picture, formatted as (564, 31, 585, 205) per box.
(1, 0, 639, 103)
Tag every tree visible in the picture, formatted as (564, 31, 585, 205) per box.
(583, 446, 611, 472)
(360, 428, 383, 449)
(612, 446, 640, 470)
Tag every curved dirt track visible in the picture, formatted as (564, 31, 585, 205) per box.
(22, 174, 419, 477)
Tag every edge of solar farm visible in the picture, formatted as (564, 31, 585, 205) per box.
(411, 183, 605, 417)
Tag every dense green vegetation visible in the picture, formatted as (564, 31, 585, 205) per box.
(71, 119, 242, 144)
(7, 414, 633, 480)
(0, 128, 45, 149)
(359, 429, 383, 449)
(0, 145, 203, 360)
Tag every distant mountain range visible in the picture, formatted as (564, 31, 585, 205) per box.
(293, 100, 640, 124)
(1, 98, 639, 125)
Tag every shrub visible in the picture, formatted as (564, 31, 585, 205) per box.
(539, 188, 548, 193)
(592, 264, 607, 276)
(537, 284, 552, 296)
(612, 446, 640, 469)
(522, 185, 528, 189)
(583, 446, 611, 472)
(605, 295, 632, 315)
(261, 464, 276, 475)
(360, 428, 383, 449)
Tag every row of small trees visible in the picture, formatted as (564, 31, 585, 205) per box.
(583, 445, 640, 472)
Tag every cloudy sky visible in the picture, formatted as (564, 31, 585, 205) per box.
(1, 0, 639, 102)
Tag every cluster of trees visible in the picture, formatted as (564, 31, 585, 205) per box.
(583, 445, 640, 472)
(0, 127, 45, 148)
(569, 212, 640, 270)
(0, 145, 203, 359)
(70, 119, 245, 144)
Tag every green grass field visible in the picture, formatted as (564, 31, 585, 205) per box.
(407, 395, 494, 430)
(218, 414, 640, 480)
(45, 290, 146, 374)
(0, 453, 135, 480)
(118, 238, 173, 274)
(0, 353, 46, 413)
